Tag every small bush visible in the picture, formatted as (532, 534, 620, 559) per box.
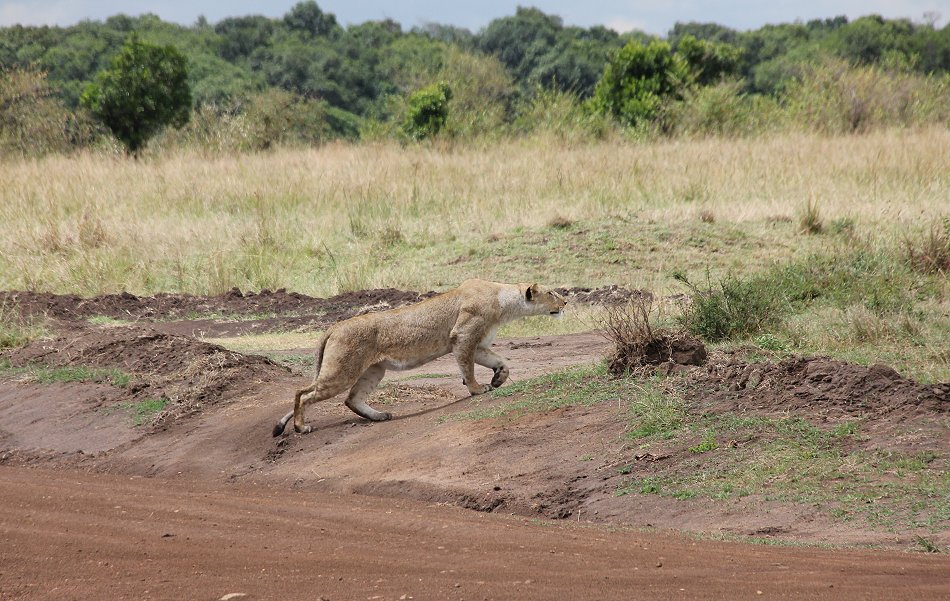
(904, 218, 950, 275)
(798, 198, 823, 234)
(599, 297, 707, 375)
(674, 272, 788, 342)
(661, 79, 784, 137)
(402, 81, 452, 140)
(590, 40, 691, 128)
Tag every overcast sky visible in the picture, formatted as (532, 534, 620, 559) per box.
(1, 1, 947, 35)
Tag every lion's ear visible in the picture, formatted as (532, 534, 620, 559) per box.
(525, 283, 539, 301)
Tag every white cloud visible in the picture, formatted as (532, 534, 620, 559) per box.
(0, 1, 82, 26)
(605, 16, 651, 34)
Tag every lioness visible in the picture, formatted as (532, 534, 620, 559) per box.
(272, 279, 566, 436)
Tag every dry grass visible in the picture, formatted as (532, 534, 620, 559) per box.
(0, 128, 948, 297)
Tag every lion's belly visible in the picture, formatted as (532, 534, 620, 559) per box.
(380, 346, 451, 371)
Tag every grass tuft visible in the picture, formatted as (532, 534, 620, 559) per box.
(0, 302, 46, 349)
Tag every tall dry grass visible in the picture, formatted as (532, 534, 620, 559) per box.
(0, 127, 947, 297)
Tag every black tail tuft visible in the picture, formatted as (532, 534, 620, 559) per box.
(272, 421, 286, 437)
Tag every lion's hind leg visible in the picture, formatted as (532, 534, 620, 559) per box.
(344, 363, 392, 422)
(291, 380, 350, 435)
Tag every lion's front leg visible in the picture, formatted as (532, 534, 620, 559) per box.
(451, 311, 493, 395)
(454, 343, 492, 395)
(475, 347, 509, 388)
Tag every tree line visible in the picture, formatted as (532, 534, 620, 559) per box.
(1, 2, 949, 154)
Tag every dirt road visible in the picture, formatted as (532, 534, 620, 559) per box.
(2, 466, 947, 601)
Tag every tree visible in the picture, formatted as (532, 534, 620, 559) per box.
(81, 33, 191, 154)
(402, 81, 451, 140)
(675, 34, 742, 85)
(590, 40, 691, 127)
(282, 1, 340, 38)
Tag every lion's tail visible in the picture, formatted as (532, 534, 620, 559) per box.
(272, 332, 330, 437)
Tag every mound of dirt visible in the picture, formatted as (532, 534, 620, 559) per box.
(691, 355, 949, 419)
(0, 288, 434, 324)
(608, 332, 707, 375)
(556, 285, 651, 306)
(2, 325, 289, 423)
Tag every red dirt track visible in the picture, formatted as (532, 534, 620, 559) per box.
(2, 466, 948, 601)
(1, 288, 948, 600)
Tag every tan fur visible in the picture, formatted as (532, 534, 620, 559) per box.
(272, 279, 566, 436)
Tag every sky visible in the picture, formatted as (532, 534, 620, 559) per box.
(1, 1, 948, 35)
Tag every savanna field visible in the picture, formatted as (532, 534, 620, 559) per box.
(1, 6, 950, 598)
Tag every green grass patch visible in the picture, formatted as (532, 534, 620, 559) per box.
(619, 405, 948, 532)
(126, 398, 167, 426)
(99, 397, 168, 426)
(626, 381, 687, 440)
(671, 240, 949, 381)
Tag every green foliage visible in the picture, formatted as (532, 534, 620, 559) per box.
(511, 86, 614, 142)
(689, 432, 719, 454)
(155, 88, 352, 152)
(0, 67, 102, 157)
(402, 81, 452, 140)
(2, 8, 950, 147)
(674, 272, 788, 342)
(590, 40, 691, 127)
(126, 397, 167, 426)
(660, 78, 783, 137)
(675, 34, 742, 85)
(80, 33, 192, 154)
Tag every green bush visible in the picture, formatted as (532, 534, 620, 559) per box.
(402, 81, 452, 140)
(589, 40, 691, 127)
(674, 272, 788, 342)
(675, 34, 742, 86)
(81, 33, 192, 155)
(661, 79, 784, 137)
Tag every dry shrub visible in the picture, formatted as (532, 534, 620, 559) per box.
(699, 209, 715, 223)
(904, 218, 950, 275)
(599, 297, 707, 376)
(784, 59, 950, 134)
(798, 198, 823, 235)
(547, 214, 574, 229)
(0, 68, 102, 157)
